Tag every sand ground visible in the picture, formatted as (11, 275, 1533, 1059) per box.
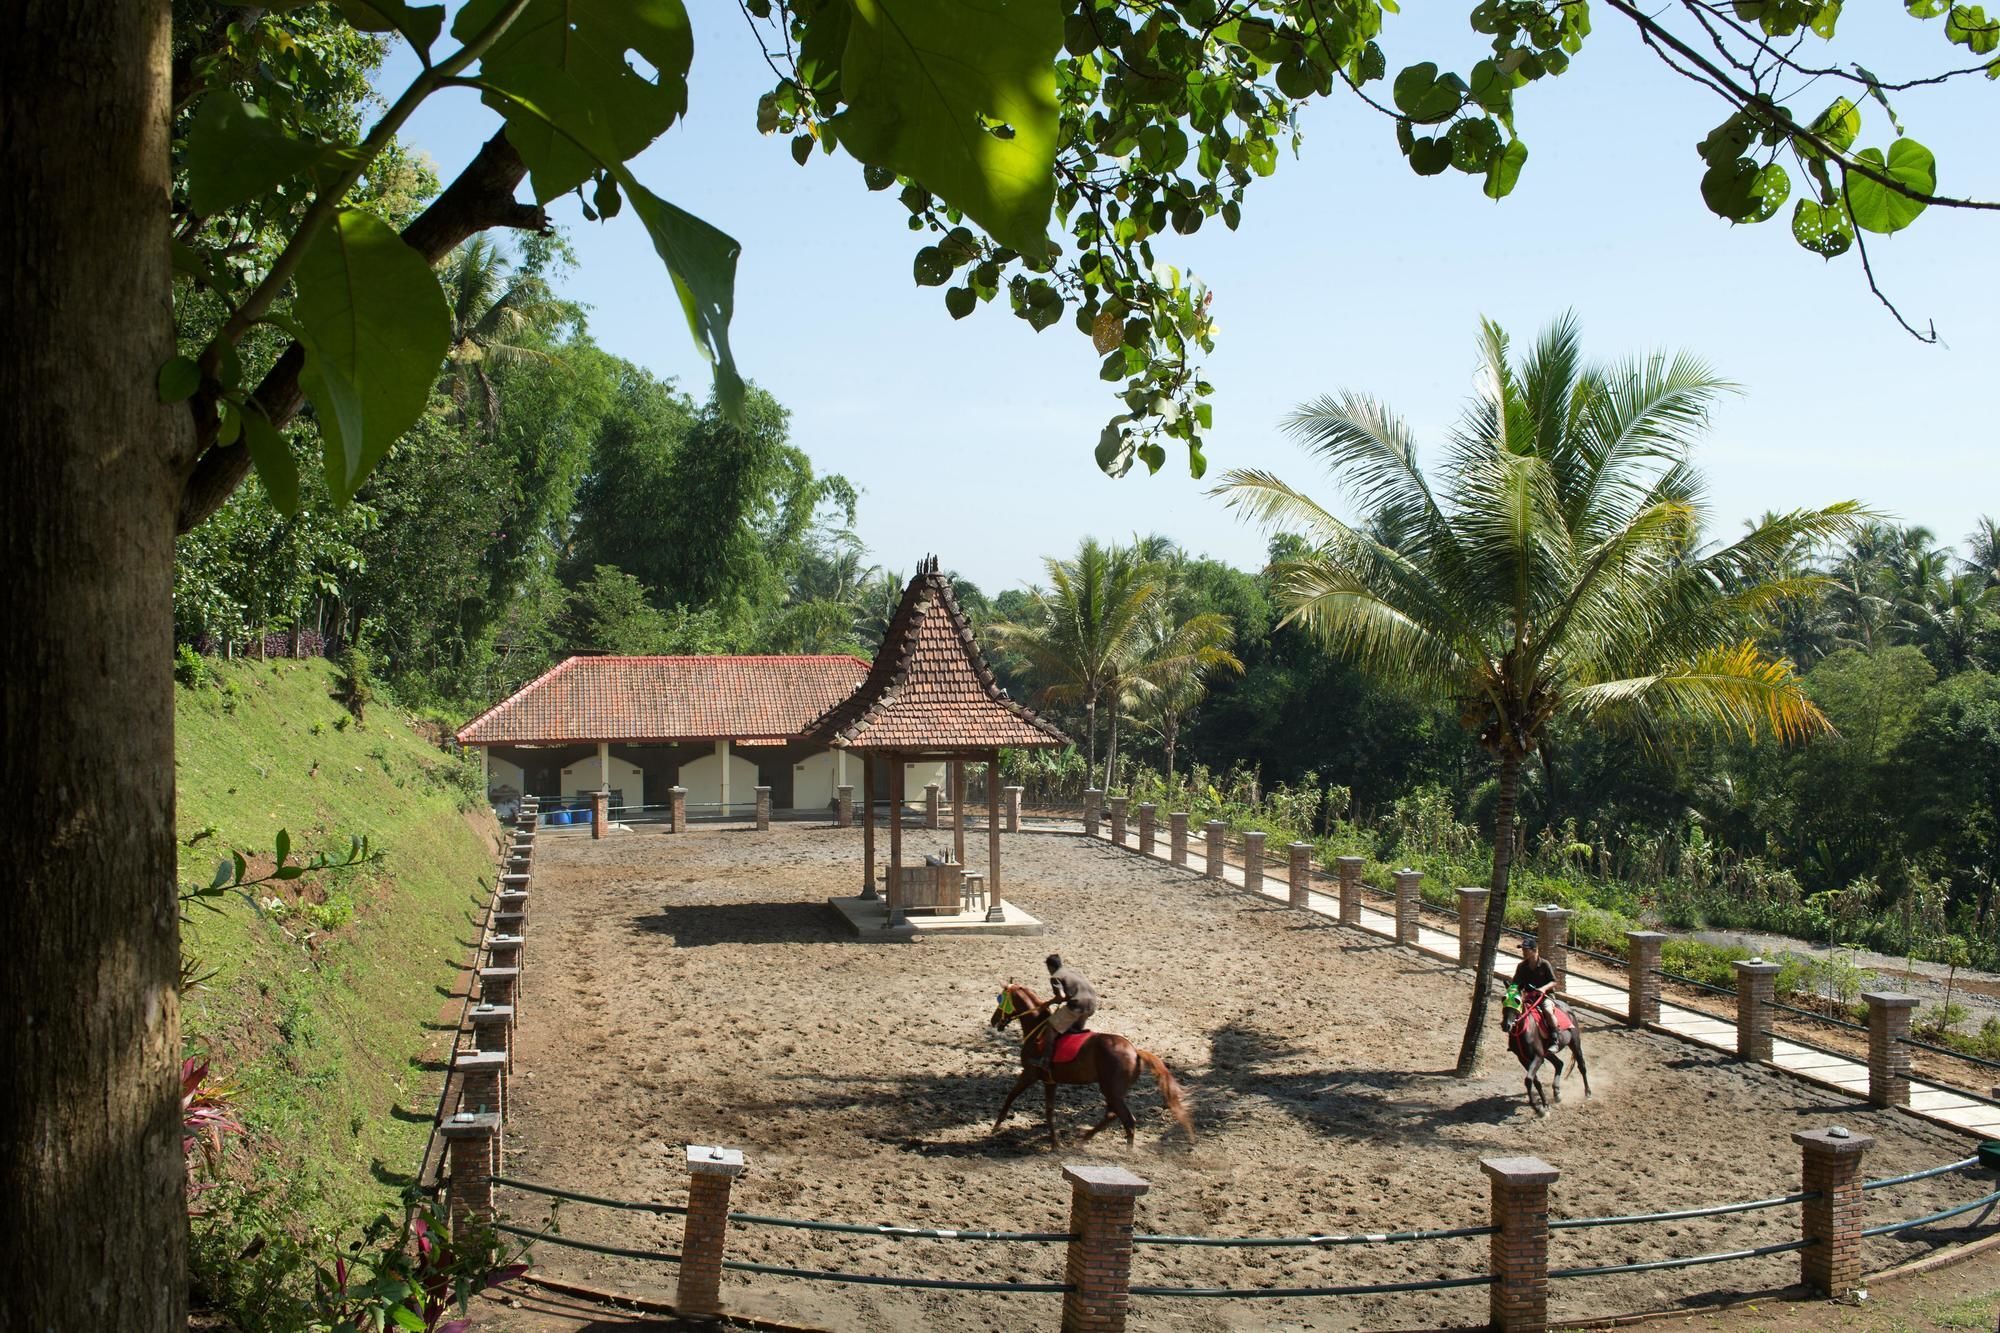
(481, 823, 1997, 1332)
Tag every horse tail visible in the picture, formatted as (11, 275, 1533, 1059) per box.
(1137, 1049, 1196, 1144)
(1571, 1022, 1592, 1097)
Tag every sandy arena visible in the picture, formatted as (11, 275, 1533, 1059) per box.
(489, 822, 1994, 1331)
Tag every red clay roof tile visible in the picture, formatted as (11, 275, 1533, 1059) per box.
(455, 655, 870, 746)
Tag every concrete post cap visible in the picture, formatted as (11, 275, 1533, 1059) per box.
(1793, 1126, 1876, 1154)
(440, 1111, 500, 1138)
(1062, 1163, 1150, 1196)
(453, 1050, 507, 1068)
(1734, 959, 1783, 975)
(1289, 840, 1313, 850)
(1479, 1155, 1560, 1186)
(1534, 904, 1575, 918)
(1456, 886, 1489, 896)
(686, 1144, 748, 1177)
(1205, 820, 1227, 831)
(1625, 929, 1667, 941)
(470, 1004, 513, 1020)
(477, 966, 519, 979)
(1334, 855, 1364, 868)
(669, 786, 687, 795)
(1861, 991, 1921, 1008)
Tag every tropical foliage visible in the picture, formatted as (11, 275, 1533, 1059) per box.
(1216, 316, 1864, 1070)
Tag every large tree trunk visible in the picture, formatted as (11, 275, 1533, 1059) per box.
(1456, 747, 1523, 1076)
(2, 3, 189, 1328)
(1084, 696, 1097, 783)
(1104, 706, 1121, 792)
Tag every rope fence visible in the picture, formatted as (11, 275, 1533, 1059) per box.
(1549, 1190, 1815, 1230)
(1133, 1223, 1495, 1247)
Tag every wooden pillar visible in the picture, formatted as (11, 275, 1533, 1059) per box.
(860, 757, 877, 899)
(987, 750, 1001, 911)
(888, 753, 904, 923)
(952, 759, 967, 866)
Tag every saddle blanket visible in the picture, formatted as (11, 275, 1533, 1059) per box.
(1518, 1001, 1574, 1043)
(1052, 1029, 1092, 1063)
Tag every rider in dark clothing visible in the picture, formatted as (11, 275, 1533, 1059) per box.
(1033, 953, 1097, 1076)
(1505, 938, 1559, 1035)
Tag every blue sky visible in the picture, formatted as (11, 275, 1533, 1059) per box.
(382, 6, 1996, 592)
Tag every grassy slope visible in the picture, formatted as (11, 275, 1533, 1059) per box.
(176, 659, 497, 1232)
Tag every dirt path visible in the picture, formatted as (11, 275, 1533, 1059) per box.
(482, 825, 1997, 1332)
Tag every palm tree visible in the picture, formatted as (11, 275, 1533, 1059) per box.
(1129, 608, 1242, 782)
(1217, 315, 1862, 1074)
(1964, 516, 2000, 590)
(439, 237, 564, 427)
(994, 539, 1160, 788)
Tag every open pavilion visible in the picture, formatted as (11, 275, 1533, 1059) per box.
(803, 557, 1068, 927)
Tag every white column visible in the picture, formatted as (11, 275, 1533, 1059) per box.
(481, 746, 491, 801)
(836, 747, 848, 786)
(597, 741, 610, 791)
(717, 739, 731, 814)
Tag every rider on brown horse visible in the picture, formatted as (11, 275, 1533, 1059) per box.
(1505, 937, 1562, 1042)
(1029, 953, 1097, 1079)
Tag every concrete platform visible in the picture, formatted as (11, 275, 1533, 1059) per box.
(828, 894, 1045, 939)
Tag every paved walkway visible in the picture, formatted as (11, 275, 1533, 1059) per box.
(1068, 821, 2000, 1140)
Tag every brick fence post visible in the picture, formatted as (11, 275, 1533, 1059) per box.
(478, 966, 518, 1014)
(669, 785, 687, 834)
(1203, 821, 1226, 880)
(1482, 1156, 1558, 1333)
(1084, 788, 1103, 837)
(1060, 1164, 1148, 1333)
(1734, 958, 1781, 1062)
(1335, 856, 1364, 927)
(754, 786, 771, 831)
(590, 789, 610, 839)
(1242, 832, 1265, 894)
(440, 1111, 499, 1241)
(1794, 1127, 1873, 1297)
(1533, 906, 1574, 992)
(677, 1145, 748, 1320)
(1107, 796, 1128, 847)
(1168, 811, 1189, 866)
(470, 1003, 513, 1068)
(1457, 888, 1489, 969)
(1626, 931, 1665, 1027)
(507, 845, 531, 874)
(1005, 785, 1023, 832)
(454, 1050, 507, 1178)
(835, 784, 854, 827)
(486, 933, 522, 990)
(1864, 991, 1920, 1107)
(1137, 803, 1157, 856)
(1393, 868, 1422, 946)
(925, 782, 941, 829)
(1287, 842, 1312, 910)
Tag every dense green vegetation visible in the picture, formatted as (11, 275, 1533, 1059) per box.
(172, 659, 496, 1317)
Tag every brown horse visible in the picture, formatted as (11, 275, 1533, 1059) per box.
(987, 982, 1194, 1149)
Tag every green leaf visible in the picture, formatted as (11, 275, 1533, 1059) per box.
(185, 91, 330, 217)
(210, 860, 234, 892)
(1948, 4, 1999, 52)
(293, 208, 451, 504)
(1407, 136, 1452, 176)
(944, 286, 977, 319)
(913, 246, 951, 286)
(332, 0, 443, 54)
(1805, 96, 1861, 156)
(274, 829, 291, 865)
(1700, 158, 1789, 223)
(459, 0, 693, 201)
(386, 1304, 426, 1332)
(1483, 138, 1528, 198)
(616, 175, 746, 419)
(1391, 62, 1463, 122)
(828, 0, 1062, 255)
(1791, 197, 1853, 258)
(1847, 138, 1934, 233)
(240, 407, 301, 516)
(1446, 117, 1501, 173)
(158, 356, 201, 404)
(1907, 0, 1950, 14)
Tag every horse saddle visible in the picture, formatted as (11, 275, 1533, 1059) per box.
(1515, 999, 1573, 1045)
(1051, 1029, 1092, 1064)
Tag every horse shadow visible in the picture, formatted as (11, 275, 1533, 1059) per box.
(630, 902, 852, 947)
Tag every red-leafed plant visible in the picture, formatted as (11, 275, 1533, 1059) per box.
(181, 1053, 243, 1197)
(311, 1201, 529, 1333)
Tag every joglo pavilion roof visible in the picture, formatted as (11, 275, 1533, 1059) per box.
(454, 560, 1068, 754)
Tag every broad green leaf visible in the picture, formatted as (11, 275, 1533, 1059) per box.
(240, 406, 301, 516)
(1447, 117, 1501, 173)
(913, 246, 951, 286)
(210, 860, 234, 891)
(1806, 97, 1861, 156)
(332, 0, 443, 54)
(158, 356, 201, 404)
(293, 209, 451, 504)
(945, 286, 977, 319)
(1847, 139, 1934, 234)
(458, 0, 693, 201)
(1700, 158, 1789, 223)
(185, 92, 330, 217)
(829, 0, 1063, 256)
(471, 64, 618, 205)
(1907, 0, 1950, 14)
(274, 829, 291, 865)
(1948, 4, 1999, 52)
(1483, 139, 1528, 199)
(1407, 136, 1451, 176)
(616, 175, 745, 419)
(1791, 198, 1854, 258)
(1391, 62, 1463, 122)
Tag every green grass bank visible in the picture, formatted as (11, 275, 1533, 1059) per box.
(175, 658, 496, 1241)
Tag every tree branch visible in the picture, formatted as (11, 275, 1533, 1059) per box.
(175, 130, 548, 534)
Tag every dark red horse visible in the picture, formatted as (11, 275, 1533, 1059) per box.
(987, 982, 1194, 1148)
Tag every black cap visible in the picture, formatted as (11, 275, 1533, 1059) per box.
(1522, 936, 1538, 950)
(1046, 953, 1063, 971)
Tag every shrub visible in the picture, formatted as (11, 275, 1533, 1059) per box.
(175, 644, 210, 689)
(333, 646, 373, 723)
